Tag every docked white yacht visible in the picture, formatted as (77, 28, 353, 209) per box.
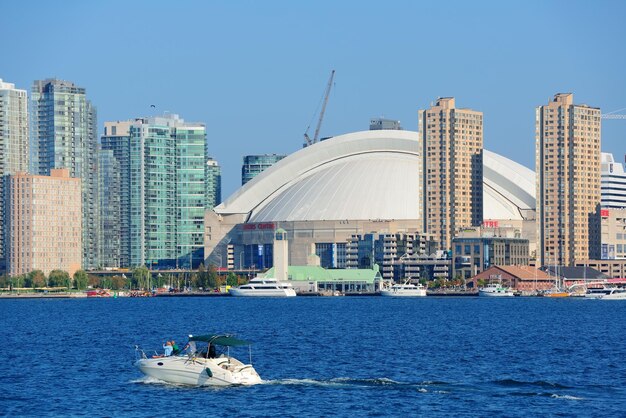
(478, 283, 515, 297)
(380, 280, 427, 297)
(135, 334, 262, 386)
(229, 276, 297, 297)
(585, 287, 626, 300)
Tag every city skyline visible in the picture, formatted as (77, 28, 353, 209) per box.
(2, 1, 626, 198)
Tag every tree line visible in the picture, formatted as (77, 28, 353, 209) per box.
(0, 263, 246, 292)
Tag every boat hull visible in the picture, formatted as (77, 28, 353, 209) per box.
(135, 355, 262, 386)
(229, 288, 296, 297)
(478, 290, 514, 297)
(380, 289, 426, 297)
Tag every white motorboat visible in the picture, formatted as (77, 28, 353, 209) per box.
(229, 276, 296, 297)
(380, 280, 427, 297)
(135, 334, 262, 386)
(585, 287, 626, 300)
(478, 283, 515, 297)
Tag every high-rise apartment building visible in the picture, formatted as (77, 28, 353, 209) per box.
(418, 97, 483, 250)
(101, 120, 133, 267)
(206, 157, 221, 209)
(601, 152, 626, 209)
(126, 114, 206, 268)
(370, 117, 402, 130)
(0, 79, 29, 272)
(536, 93, 601, 267)
(31, 79, 99, 269)
(6, 169, 82, 277)
(241, 154, 285, 185)
(99, 149, 121, 268)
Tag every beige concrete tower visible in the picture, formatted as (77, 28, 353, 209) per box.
(6, 169, 82, 277)
(273, 228, 289, 281)
(536, 93, 601, 267)
(418, 97, 483, 250)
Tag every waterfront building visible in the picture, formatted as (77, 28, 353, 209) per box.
(241, 154, 285, 185)
(31, 79, 99, 269)
(599, 208, 626, 259)
(576, 258, 626, 279)
(127, 114, 206, 269)
(470, 265, 554, 293)
(206, 157, 221, 209)
(452, 236, 530, 279)
(98, 149, 121, 268)
(601, 152, 626, 209)
(369, 117, 402, 130)
(0, 79, 29, 272)
(418, 97, 484, 250)
(101, 120, 133, 267)
(206, 131, 532, 275)
(536, 93, 601, 267)
(261, 265, 383, 294)
(345, 232, 438, 280)
(6, 169, 81, 277)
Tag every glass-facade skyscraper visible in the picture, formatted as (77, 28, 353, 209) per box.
(31, 79, 99, 269)
(0, 79, 29, 272)
(98, 149, 121, 268)
(206, 157, 221, 209)
(101, 120, 133, 267)
(118, 114, 207, 269)
(241, 154, 285, 185)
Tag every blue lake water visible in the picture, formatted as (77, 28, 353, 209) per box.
(1, 296, 626, 417)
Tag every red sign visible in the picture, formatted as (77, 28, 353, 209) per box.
(601, 209, 609, 218)
(482, 220, 499, 228)
(242, 223, 276, 231)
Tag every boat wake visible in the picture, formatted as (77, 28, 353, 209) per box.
(263, 377, 449, 390)
(131, 375, 583, 399)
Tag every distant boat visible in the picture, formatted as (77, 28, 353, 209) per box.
(542, 288, 571, 298)
(380, 280, 427, 297)
(229, 276, 296, 297)
(585, 286, 626, 300)
(478, 283, 514, 297)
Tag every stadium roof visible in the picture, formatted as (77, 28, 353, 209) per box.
(215, 130, 535, 222)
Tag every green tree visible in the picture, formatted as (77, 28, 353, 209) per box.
(0, 274, 9, 289)
(88, 274, 100, 288)
(226, 272, 239, 287)
(73, 270, 89, 290)
(28, 270, 46, 288)
(208, 264, 219, 289)
(132, 266, 151, 290)
(48, 270, 71, 288)
(110, 275, 128, 290)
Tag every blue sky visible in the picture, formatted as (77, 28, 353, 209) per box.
(2, 0, 626, 197)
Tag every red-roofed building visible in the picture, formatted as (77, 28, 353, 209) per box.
(470, 265, 555, 292)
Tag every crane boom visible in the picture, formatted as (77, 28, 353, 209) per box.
(304, 70, 335, 147)
(312, 70, 335, 144)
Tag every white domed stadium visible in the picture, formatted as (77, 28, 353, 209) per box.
(205, 130, 536, 268)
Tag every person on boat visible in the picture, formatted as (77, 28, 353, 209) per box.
(208, 344, 217, 358)
(183, 340, 196, 355)
(163, 341, 173, 356)
(171, 340, 180, 355)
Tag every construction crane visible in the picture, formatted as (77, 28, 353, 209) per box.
(602, 107, 626, 119)
(304, 70, 335, 147)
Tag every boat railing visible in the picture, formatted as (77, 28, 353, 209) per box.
(135, 345, 173, 360)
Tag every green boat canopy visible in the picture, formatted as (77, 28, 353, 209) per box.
(188, 334, 252, 346)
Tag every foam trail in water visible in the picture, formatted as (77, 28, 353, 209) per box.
(263, 377, 449, 390)
(550, 394, 583, 400)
